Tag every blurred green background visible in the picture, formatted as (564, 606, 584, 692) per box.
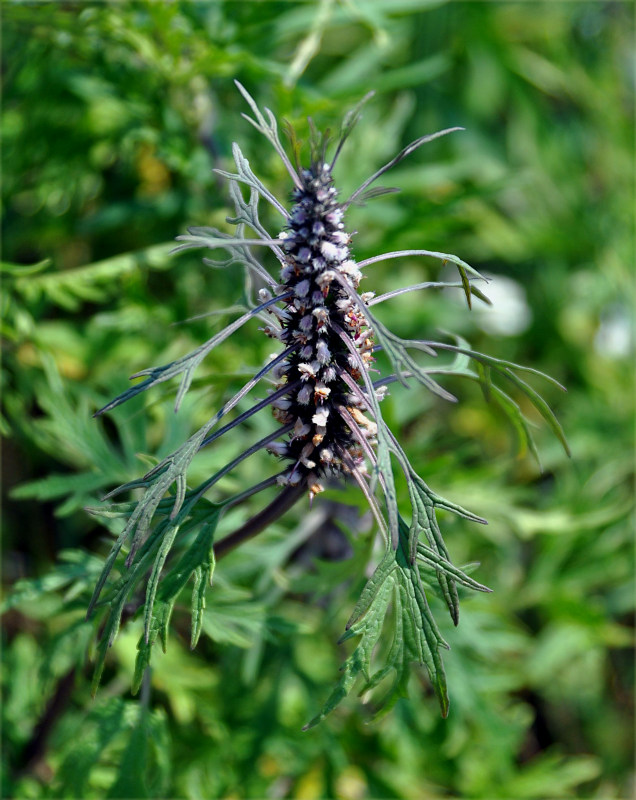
(2, 1, 633, 798)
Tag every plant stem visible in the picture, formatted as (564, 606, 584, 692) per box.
(16, 667, 76, 779)
(214, 482, 307, 559)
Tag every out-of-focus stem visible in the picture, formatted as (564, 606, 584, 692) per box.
(214, 482, 307, 560)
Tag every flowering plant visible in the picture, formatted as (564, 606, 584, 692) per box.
(88, 83, 568, 725)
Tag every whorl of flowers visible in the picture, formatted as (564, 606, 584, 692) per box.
(262, 161, 378, 501)
(88, 83, 568, 724)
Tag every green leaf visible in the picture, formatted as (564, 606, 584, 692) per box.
(56, 700, 128, 798)
(397, 336, 570, 459)
(305, 513, 489, 728)
(132, 514, 220, 689)
(501, 368, 571, 457)
(1, 549, 103, 613)
(106, 706, 152, 799)
(9, 244, 174, 310)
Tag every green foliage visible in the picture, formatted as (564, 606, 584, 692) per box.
(305, 516, 489, 729)
(2, 1, 633, 798)
(76, 83, 574, 729)
(55, 698, 171, 799)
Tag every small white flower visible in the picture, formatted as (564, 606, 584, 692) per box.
(312, 408, 330, 426)
(312, 307, 329, 327)
(297, 384, 312, 404)
(321, 366, 337, 383)
(316, 339, 331, 364)
(294, 279, 311, 297)
(293, 418, 312, 439)
(298, 363, 316, 380)
(271, 396, 291, 411)
(316, 270, 336, 289)
(325, 209, 343, 225)
(299, 315, 313, 333)
(314, 381, 331, 401)
(320, 241, 339, 260)
(339, 259, 359, 277)
(375, 385, 389, 402)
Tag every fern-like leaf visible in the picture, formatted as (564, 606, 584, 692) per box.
(305, 516, 490, 728)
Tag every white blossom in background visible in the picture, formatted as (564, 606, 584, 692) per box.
(474, 274, 532, 336)
(594, 304, 633, 358)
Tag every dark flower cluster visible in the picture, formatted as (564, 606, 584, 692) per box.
(261, 164, 380, 500)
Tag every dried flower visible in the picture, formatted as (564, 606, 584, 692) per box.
(88, 83, 568, 724)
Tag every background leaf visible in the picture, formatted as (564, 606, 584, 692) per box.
(2, 2, 632, 798)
